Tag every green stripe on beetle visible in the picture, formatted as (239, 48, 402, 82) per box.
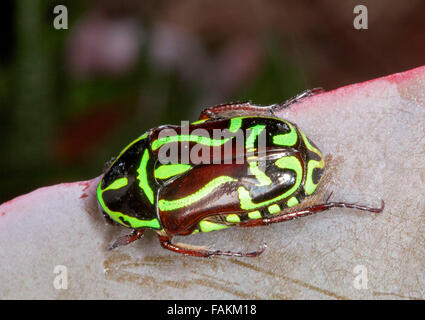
(154, 164, 192, 180)
(199, 221, 229, 232)
(268, 204, 281, 215)
(151, 134, 233, 151)
(300, 131, 325, 195)
(287, 196, 299, 207)
(248, 211, 262, 219)
(158, 176, 237, 211)
(229, 117, 243, 133)
(137, 149, 155, 204)
(238, 156, 303, 210)
(226, 214, 241, 223)
(273, 121, 298, 146)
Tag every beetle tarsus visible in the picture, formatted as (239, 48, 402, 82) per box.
(108, 229, 145, 250)
(323, 192, 384, 213)
(205, 242, 267, 258)
(271, 87, 325, 114)
(326, 199, 385, 214)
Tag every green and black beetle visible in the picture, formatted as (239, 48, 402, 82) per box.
(97, 89, 384, 257)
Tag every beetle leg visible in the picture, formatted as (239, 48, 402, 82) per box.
(108, 229, 145, 250)
(238, 200, 385, 228)
(271, 87, 324, 115)
(199, 88, 325, 120)
(158, 235, 266, 258)
(199, 102, 273, 120)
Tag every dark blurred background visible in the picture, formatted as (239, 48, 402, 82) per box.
(1, 0, 424, 203)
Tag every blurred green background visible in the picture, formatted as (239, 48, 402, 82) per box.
(1, 0, 424, 203)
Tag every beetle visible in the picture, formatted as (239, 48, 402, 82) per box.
(97, 88, 384, 257)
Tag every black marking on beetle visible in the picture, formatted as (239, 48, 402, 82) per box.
(312, 167, 324, 185)
(119, 216, 131, 227)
